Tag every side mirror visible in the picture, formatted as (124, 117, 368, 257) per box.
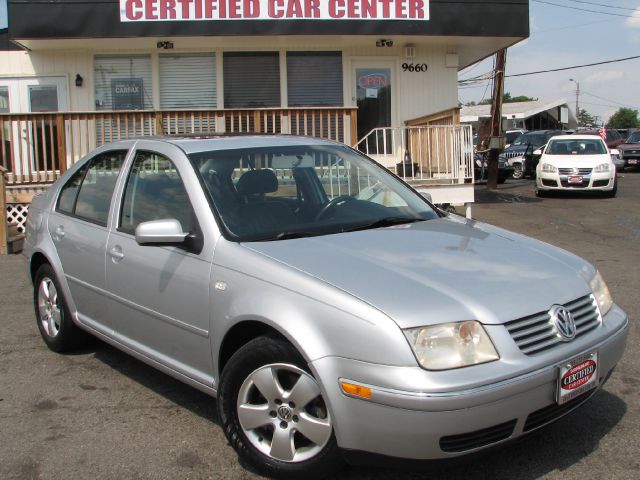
(135, 219, 188, 245)
(610, 148, 620, 156)
(419, 191, 433, 203)
(533, 148, 543, 156)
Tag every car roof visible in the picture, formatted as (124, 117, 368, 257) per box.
(130, 134, 337, 155)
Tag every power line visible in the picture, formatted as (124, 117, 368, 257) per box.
(532, 0, 639, 18)
(568, 0, 637, 11)
(505, 55, 640, 78)
(581, 91, 639, 110)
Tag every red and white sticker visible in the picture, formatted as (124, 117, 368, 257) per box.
(561, 359, 596, 390)
(557, 352, 598, 405)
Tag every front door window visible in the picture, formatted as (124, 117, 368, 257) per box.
(355, 68, 392, 153)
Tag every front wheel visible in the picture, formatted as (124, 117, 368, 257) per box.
(512, 163, 523, 179)
(217, 336, 344, 479)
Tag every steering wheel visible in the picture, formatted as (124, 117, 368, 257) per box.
(314, 195, 356, 221)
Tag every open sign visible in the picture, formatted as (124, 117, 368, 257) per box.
(358, 74, 388, 89)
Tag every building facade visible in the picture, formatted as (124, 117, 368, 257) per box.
(0, 0, 529, 236)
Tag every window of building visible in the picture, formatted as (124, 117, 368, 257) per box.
(287, 52, 343, 107)
(0, 86, 8, 113)
(159, 53, 217, 109)
(28, 85, 58, 112)
(223, 52, 280, 108)
(94, 55, 153, 110)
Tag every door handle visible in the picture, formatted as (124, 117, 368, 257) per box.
(53, 225, 65, 240)
(109, 246, 125, 261)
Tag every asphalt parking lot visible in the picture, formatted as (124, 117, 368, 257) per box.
(1, 172, 638, 480)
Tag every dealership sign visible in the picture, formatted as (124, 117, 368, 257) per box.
(120, 0, 430, 21)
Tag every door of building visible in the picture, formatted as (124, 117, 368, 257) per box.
(352, 62, 394, 152)
(0, 76, 68, 178)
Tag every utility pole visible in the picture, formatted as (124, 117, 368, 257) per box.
(487, 48, 507, 189)
(570, 78, 580, 124)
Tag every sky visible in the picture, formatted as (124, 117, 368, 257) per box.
(458, 0, 640, 124)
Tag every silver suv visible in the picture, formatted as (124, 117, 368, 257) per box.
(24, 135, 628, 478)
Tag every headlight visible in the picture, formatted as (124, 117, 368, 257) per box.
(590, 271, 613, 316)
(541, 163, 557, 173)
(594, 163, 611, 172)
(404, 321, 499, 370)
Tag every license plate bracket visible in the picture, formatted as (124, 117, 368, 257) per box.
(568, 175, 583, 184)
(557, 352, 598, 405)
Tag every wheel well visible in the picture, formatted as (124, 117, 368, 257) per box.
(29, 253, 50, 282)
(218, 321, 287, 374)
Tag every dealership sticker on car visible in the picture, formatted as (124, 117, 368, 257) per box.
(557, 352, 598, 405)
(568, 176, 583, 184)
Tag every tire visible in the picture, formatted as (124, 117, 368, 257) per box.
(512, 163, 523, 179)
(217, 336, 344, 479)
(33, 264, 88, 353)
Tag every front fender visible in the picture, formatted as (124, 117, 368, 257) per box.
(209, 262, 417, 382)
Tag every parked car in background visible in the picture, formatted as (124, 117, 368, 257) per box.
(474, 153, 515, 184)
(616, 130, 640, 170)
(576, 128, 624, 150)
(23, 135, 628, 479)
(504, 129, 526, 148)
(536, 135, 617, 197)
(501, 130, 564, 179)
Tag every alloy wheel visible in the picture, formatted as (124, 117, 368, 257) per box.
(236, 363, 332, 463)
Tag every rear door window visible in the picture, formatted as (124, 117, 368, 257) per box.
(56, 150, 127, 225)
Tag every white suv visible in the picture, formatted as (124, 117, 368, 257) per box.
(535, 135, 617, 197)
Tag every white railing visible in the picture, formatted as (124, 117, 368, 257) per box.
(354, 125, 474, 184)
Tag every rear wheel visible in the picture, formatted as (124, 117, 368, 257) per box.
(34, 264, 88, 352)
(218, 336, 344, 479)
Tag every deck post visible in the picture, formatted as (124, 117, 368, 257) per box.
(0, 166, 7, 255)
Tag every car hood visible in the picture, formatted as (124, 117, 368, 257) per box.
(243, 217, 594, 329)
(618, 142, 640, 151)
(540, 154, 611, 167)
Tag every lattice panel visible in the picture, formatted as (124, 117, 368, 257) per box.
(7, 204, 29, 234)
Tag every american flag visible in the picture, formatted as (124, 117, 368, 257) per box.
(599, 127, 607, 139)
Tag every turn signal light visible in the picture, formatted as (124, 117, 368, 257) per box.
(340, 381, 372, 399)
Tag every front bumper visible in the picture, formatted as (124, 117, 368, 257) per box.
(311, 306, 628, 460)
(537, 170, 615, 191)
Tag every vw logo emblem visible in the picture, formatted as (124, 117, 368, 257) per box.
(277, 405, 293, 422)
(549, 305, 576, 341)
(572, 167, 579, 175)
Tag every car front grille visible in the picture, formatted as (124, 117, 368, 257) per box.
(541, 179, 558, 187)
(504, 294, 601, 355)
(504, 151, 523, 159)
(439, 419, 517, 452)
(558, 168, 593, 175)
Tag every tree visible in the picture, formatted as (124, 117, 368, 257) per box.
(607, 108, 640, 129)
(479, 92, 537, 105)
(577, 108, 596, 127)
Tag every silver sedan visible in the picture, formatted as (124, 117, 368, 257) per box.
(23, 135, 628, 479)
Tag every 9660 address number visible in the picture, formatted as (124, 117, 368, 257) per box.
(402, 63, 428, 73)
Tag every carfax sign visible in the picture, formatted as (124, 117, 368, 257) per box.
(120, 0, 430, 21)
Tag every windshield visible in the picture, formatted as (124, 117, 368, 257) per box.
(626, 132, 640, 143)
(512, 133, 548, 148)
(189, 144, 438, 242)
(546, 138, 607, 155)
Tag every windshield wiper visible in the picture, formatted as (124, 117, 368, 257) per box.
(342, 217, 424, 233)
(273, 230, 324, 240)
